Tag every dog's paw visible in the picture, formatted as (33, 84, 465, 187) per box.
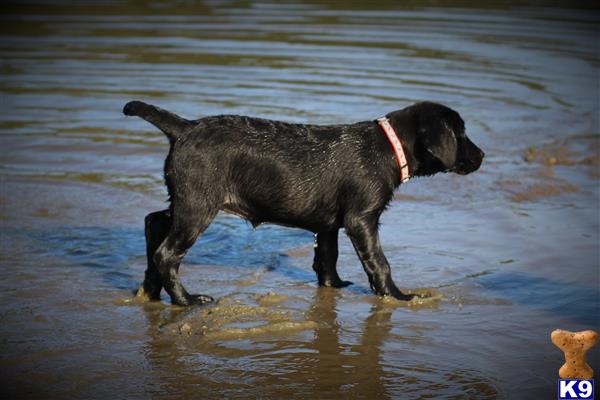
(134, 284, 161, 302)
(331, 280, 353, 288)
(319, 278, 353, 288)
(380, 285, 416, 301)
(171, 293, 215, 307)
(188, 294, 215, 305)
(392, 292, 416, 301)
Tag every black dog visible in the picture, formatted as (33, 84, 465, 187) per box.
(123, 101, 484, 306)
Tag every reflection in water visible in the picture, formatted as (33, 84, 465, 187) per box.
(303, 289, 390, 397)
(139, 288, 499, 398)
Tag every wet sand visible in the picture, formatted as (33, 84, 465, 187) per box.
(1, 1, 599, 399)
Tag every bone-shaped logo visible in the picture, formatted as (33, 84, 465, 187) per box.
(551, 329, 598, 379)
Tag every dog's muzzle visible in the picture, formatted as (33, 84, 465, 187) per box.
(453, 145, 484, 175)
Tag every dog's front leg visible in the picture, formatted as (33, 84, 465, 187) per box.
(312, 230, 352, 288)
(345, 216, 414, 301)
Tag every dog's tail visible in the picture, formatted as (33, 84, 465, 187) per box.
(123, 101, 193, 141)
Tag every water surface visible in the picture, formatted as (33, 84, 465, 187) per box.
(0, 1, 598, 399)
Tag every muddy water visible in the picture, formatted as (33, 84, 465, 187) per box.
(0, 1, 598, 399)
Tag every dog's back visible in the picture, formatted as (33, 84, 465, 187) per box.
(173, 114, 394, 231)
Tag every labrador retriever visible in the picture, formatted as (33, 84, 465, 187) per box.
(123, 100, 484, 306)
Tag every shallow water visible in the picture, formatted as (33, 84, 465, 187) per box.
(0, 1, 599, 399)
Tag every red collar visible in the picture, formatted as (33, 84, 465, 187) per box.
(377, 117, 410, 183)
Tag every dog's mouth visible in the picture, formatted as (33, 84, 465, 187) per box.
(451, 160, 482, 175)
(452, 166, 474, 175)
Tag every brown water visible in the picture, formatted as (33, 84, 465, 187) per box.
(1, 1, 599, 399)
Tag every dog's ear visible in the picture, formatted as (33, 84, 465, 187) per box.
(419, 119, 457, 169)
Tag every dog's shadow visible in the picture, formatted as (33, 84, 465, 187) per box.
(34, 215, 330, 296)
(31, 225, 144, 292)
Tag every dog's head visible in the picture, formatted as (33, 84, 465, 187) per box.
(391, 102, 484, 177)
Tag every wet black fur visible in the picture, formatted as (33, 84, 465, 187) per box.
(123, 100, 484, 306)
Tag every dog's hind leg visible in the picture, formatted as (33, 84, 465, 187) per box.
(344, 215, 414, 301)
(153, 202, 218, 306)
(136, 210, 171, 301)
(312, 230, 352, 288)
